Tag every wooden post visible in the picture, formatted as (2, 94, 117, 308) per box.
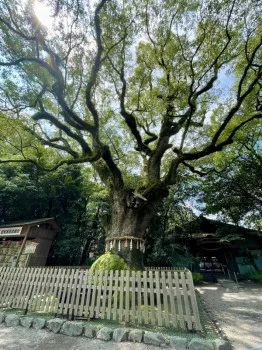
(15, 226, 30, 267)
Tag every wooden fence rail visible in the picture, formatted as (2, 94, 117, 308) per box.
(0, 267, 202, 331)
(43, 266, 91, 269)
(145, 266, 188, 271)
(40, 266, 185, 271)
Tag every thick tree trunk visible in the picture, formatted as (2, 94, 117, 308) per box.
(105, 189, 160, 270)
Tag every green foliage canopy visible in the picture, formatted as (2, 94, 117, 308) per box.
(0, 163, 106, 265)
(0, 0, 261, 200)
(194, 131, 262, 227)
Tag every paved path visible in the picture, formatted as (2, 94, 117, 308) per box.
(197, 281, 262, 350)
(0, 324, 162, 350)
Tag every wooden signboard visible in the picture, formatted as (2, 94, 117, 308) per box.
(0, 227, 22, 237)
(24, 242, 39, 254)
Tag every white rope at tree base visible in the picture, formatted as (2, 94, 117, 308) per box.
(105, 236, 145, 252)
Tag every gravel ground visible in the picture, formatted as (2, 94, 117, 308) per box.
(197, 281, 262, 350)
(0, 324, 164, 350)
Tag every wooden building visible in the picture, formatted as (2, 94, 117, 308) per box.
(186, 216, 262, 277)
(0, 218, 59, 267)
(167, 216, 262, 279)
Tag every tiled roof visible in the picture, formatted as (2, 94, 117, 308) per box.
(0, 217, 60, 231)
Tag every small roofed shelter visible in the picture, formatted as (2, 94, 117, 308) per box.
(0, 218, 59, 267)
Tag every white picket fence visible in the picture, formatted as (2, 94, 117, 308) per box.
(0, 267, 202, 331)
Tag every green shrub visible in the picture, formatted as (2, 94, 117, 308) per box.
(192, 272, 203, 285)
(247, 271, 262, 283)
(90, 251, 130, 272)
(90, 252, 132, 305)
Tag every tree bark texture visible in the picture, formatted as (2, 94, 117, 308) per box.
(104, 189, 160, 270)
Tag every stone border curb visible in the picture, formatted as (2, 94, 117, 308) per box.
(0, 311, 232, 349)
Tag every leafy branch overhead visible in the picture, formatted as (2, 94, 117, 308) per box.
(196, 131, 262, 227)
(0, 0, 262, 197)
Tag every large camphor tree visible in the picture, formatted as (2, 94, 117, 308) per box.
(0, 0, 262, 269)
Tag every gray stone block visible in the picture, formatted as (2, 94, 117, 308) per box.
(84, 325, 97, 338)
(47, 318, 66, 334)
(170, 336, 188, 349)
(189, 338, 215, 350)
(32, 318, 46, 330)
(0, 312, 6, 324)
(60, 321, 83, 337)
(128, 329, 144, 343)
(20, 317, 33, 329)
(5, 314, 20, 327)
(144, 332, 167, 347)
(97, 327, 113, 341)
(213, 339, 232, 350)
(14, 310, 26, 315)
(113, 328, 129, 342)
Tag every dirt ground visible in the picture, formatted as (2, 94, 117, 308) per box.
(197, 281, 262, 350)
